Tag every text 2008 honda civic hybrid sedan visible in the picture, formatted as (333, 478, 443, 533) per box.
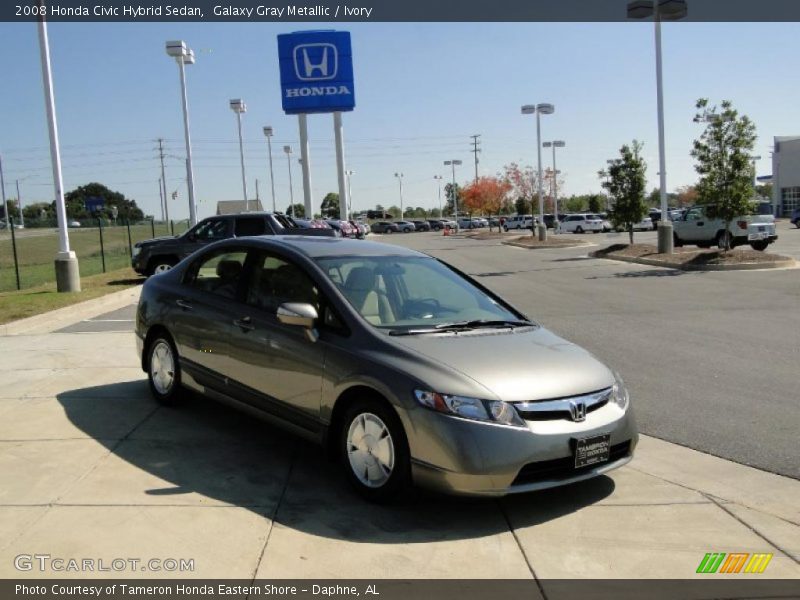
(136, 236, 637, 501)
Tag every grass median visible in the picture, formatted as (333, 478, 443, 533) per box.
(0, 267, 142, 325)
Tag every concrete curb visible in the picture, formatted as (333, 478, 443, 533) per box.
(590, 251, 796, 271)
(0, 286, 142, 336)
(503, 240, 594, 250)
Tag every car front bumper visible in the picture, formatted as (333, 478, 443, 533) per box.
(403, 401, 638, 496)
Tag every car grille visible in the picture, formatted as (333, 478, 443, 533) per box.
(511, 440, 632, 487)
(513, 388, 611, 421)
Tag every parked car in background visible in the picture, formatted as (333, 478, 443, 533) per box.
(472, 217, 489, 228)
(366, 209, 392, 219)
(136, 235, 637, 501)
(68, 220, 82, 228)
(588, 214, 613, 232)
(503, 215, 534, 231)
(132, 212, 335, 276)
(672, 205, 777, 250)
(791, 208, 800, 228)
(561, 214, 604, 234)
(632, 216, 653, 232)
(394, 220, 417, 233)
(648, 209, 661, 230)
(410, 220, 431, 232)
(294, 218, 334, 230)
(349, 220, 368, 239)
(326, 219, 358, 238)
(371, 221, 400, 234)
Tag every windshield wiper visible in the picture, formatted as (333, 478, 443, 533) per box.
(388, 319, 534, 336)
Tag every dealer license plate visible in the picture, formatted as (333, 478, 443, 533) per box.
(574, 434, 611, 468)
(748, 232, 768, 240)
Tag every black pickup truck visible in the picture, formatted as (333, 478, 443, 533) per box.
(132, 212, 335, 276)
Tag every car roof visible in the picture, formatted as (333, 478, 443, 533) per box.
(224, 235, 427, 259)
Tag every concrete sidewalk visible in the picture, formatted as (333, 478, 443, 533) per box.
(0, 294, 798, 580)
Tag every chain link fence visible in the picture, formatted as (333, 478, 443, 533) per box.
(0, 218, 191, 292)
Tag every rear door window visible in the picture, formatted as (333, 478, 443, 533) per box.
(235, 217, 267, 237)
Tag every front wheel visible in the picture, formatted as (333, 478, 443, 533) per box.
(575, 226, 584, 234)
(146, 334, 182, 405)
(673, 232, 683, 247)
(750, 240, 769, 251)
(340, 399, 410, 503)
(148, 257, 177, 276)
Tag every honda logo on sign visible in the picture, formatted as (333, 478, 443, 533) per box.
(294, 44, 338, 81)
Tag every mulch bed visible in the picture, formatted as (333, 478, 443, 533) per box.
(503, 235, 592, 248)
(593, 243, 793, 269)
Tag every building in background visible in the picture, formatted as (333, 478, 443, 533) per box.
(771, 136, 800, 217)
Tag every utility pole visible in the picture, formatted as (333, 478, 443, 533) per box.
(0, 155, 8, 230)
(158, 178, 165, 221)
(16, 180, 24, 228)
(470, 134, 481, 183)
(157, 138, 169, 224)
(255, 178, 260, 208)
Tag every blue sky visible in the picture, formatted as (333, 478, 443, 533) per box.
(1, 21, 798, 221)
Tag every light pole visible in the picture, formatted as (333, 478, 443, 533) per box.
(434, 175, 443, 217)
(166, 41, 198, 226)
(229, 99, 248, 209)
(15, 179, 25, 229)
(345, 170, 354, 219)
(444, 160, 462, 220)
(394, 172, 404, 219)
(283, 145, 294, 216)
(750, 155, 761, 189)
(628, 0, 688, 253)
(37, 2, 79, 291)
(263, 126, 277, 213)
(543, 140, 565, 232)
(522, 103, 554, 240)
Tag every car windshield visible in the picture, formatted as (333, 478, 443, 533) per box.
(316, 255, 528, 332)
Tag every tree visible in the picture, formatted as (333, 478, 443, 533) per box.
(675, 185, 698, 207)
(286, 203, 305, 218)
(563, 195, 587, 213)
(755, 183, 772, 201)
(320, 192, 340, 218)
(603, 140, 649, 244)
(587, 194, 605, 214)
(443, 183, 462, 215)
(691, 98, 757, 251)
(461, 177, 512, 231)
(387, 205, 401, 219)
(514, 197, 532, 215)
(503, 163, 541, 214)
(646, 187, 661, 208)
(61, 182, 144, 221)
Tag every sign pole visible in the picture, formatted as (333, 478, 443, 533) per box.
(334, 112, 348, 221)
(298, 113, 313, 217)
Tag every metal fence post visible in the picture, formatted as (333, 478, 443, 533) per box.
(97, 217, 106, 273)
(9, 216, 20, 290)
(125, 217, 133, 257)
(150, 218, 155, 238)
(170, 219, 175, 236)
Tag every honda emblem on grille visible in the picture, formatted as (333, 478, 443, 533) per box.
(569, 400, 587, 422)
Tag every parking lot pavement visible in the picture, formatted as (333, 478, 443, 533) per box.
(0, 291, 798, 580)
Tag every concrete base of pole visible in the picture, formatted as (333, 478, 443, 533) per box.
(657, 221, 674, 254)
(537, 223, 547, 241)
(55, 251, 81, 292)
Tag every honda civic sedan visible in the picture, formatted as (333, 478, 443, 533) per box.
(136, 236, 637, 501)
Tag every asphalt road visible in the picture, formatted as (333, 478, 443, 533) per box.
(376, 228, 799, 479)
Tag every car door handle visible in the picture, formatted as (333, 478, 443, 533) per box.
(234, 317, 255, 331)
(176, 299, 193, 311)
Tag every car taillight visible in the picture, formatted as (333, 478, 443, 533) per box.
(737, 220, 747, 230)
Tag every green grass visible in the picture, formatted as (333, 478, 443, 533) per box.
(0, 220, 189, 292)
(0, 266, 142, 325)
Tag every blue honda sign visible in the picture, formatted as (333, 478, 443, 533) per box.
(85, 196, 105, 212)
(278, 30, 355, 115)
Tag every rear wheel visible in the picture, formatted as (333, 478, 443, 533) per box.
(750, 240, 769, 251)
(340, 399, 410, 503)
(575, 226, 584, 234)
(146, 334, 182, 405)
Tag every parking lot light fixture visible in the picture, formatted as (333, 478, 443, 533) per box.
(750, 155, 761, 188)
(394, 172, 404, 218)
(434, 175, 443, 217)
(521, 103, 554, 240)
(230, 99, 248, 209)
(263, 126, 277, 213)
(543, 140, 566, 232)
(283, 145, 294, 216)
(166, 40, 198, 226)
(444, 160, 462, 219)
(627, 0, 687, 254)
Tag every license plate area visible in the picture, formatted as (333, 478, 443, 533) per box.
(573, 433, 611, 468)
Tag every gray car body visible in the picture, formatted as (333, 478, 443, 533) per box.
(136, 236, 637, 496)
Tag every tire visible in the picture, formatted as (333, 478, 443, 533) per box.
(146, 334, 182, 405)
(750, 240, 769, 251)
(575, 226, 584, 234)
(503, 225, 508, 232)
(148, 256, 178, 276)
(673, 232, 683, 248)
(339, 398, 410, 503)
(384, 228, 392, 234)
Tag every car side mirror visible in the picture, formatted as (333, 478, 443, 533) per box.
(277, 303, 319, 342)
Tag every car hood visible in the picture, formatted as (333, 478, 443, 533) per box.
(388, 326, 614, 402)
(136, 235, 179, 247)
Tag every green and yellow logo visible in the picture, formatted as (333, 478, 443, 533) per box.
(696, 552, 773, 574)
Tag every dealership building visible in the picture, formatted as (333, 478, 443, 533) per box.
(771, 136, 800, 216)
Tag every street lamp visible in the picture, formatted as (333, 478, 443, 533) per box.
(263, 126, 277, 213)
(394, 172, 404, 218)
(543, 140, 565, 232)
(229, 98, 248, 209)
(444, 160, 462, 219)
(345, 170, 354, 219)
(166, 40, 198, 226)
(283, 145, 294, 217)
(434, 175, 443, 217)
(750, 155, 761, 189)
(627, 0, 688, 253)
(521, 103, 554, 240)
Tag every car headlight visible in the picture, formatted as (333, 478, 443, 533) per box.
(611, 372, 630, 411)
(414, 389, 526, 428)
(132, 246, 141, 258)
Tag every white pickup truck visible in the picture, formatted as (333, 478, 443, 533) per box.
(672, 205, 777, 251)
